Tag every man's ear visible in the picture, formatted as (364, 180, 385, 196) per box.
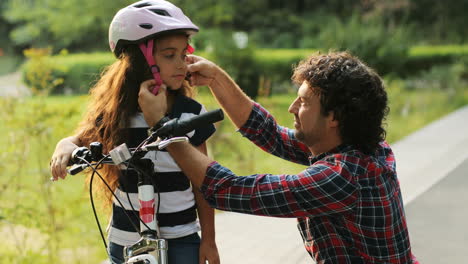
(328, 111, 339, 128)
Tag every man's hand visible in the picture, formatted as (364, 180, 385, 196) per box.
(138, 80, 167, 127)
(187, 55, 253, 129)
(186, 55, 221, 87)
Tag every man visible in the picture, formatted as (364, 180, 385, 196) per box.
(138, 51, 417, 263)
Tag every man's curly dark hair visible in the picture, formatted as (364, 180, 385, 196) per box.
(292, 51, 389, 154)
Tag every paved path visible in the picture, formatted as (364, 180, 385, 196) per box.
(392, 106, 468, 205)
(214, 105, 468, 263)
(0, 72, 30, 97)
(391, 105, 468, 263)
(405, 158, 468, 263)
(214, 212, 310, 263)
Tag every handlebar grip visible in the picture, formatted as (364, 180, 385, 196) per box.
(173, 109, 224, 137)
(67, 164, 86, 175)
(154, 109, 224, 138)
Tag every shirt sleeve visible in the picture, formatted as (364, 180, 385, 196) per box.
(200, 160, 358, 217)
(238, 102, 310, 166)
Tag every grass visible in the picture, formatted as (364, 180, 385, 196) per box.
(0, 95, 105, 263)
(1, 82, 467, 263)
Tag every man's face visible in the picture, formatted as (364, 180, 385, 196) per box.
(288, 81, 330, 147)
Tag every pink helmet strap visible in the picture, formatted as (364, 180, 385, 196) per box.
(187, 44, 195, 54)
(139, 39, 163, 94)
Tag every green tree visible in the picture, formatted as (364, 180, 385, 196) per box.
(4, 0, 468, 52)
(172, 0, 234, 27)
(3, 0, 133, 51)
(0, 0, 14, 50)
(407, 0, 468, 43)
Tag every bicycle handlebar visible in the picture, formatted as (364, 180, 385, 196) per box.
(151, 108, 224, 139)
(67, 108, 224, 174)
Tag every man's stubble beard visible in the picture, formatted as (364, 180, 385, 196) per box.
(294, 129, 306, 143)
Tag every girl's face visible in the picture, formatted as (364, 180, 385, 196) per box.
(154, 34, 190, 90)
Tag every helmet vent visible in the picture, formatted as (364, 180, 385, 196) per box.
(150, 9, 171, 17)
(139, 23, 153, 30)
(133, 2, 152, 8)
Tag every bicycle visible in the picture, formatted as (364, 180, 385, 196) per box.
(63, 109, 224, 264)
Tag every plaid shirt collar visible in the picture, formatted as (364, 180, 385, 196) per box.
(308, 143, 354, 164)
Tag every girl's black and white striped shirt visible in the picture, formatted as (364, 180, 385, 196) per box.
(107, 94, 216, 246)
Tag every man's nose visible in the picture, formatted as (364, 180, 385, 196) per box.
(288, 98, 298, 114)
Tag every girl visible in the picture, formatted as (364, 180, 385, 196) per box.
(49, 1, 220, 263)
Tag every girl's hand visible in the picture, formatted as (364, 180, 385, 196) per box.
(186, 55, 221, 87)
(138, 80, 168, 127)
(50, 138, 79, 181)
(199, 239, 220, 264)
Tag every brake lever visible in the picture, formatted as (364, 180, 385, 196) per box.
(142, 136, 189, 151)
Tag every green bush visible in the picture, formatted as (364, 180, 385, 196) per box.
(21, 48, 67, 95)
(300, 13, 413, 76)
(20, 45, 468, 95)
(404, 45, 468, 76)
(410, 45, 468, 57)
(52, 52, 116, 94)
(255, 49, 316, 95)
(21, 50, 114, 95)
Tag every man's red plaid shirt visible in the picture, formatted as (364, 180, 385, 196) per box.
(200, 103, 417, 263)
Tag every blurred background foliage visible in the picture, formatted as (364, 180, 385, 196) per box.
(2, 0, 468, 97)
(1, 0, 468, 263)
(3, 0, 468, 51)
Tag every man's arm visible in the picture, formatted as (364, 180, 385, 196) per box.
(167, 141, 357, 218)
(166, 141, 212, 188)
(187, 55, 310, 165)
(238, 103, 311, 165)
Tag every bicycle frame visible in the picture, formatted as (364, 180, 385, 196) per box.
(119, 153, 167, 264)
(69, 142, 172, 264)
(64, 109, 224, 264)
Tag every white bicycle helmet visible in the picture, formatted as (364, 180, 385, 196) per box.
(109, 0, 199, 93)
